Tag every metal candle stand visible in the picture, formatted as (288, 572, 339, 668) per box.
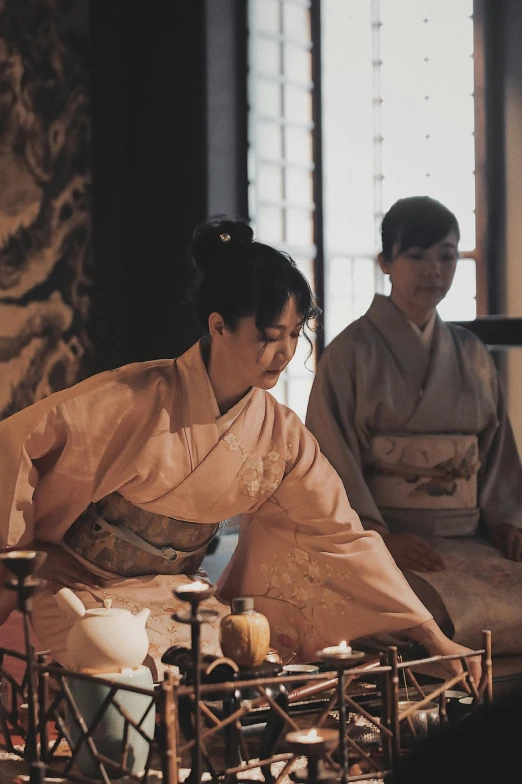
(286, 729, 339, 784)
(315, 646, 366, 784)
(173, 581, 218, 784)
(0, 550, 47, 784)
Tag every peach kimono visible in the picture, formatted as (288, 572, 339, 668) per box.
(0, 341, 429, 670)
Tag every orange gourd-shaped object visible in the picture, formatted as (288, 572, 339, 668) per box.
(220, 597, 271, 667)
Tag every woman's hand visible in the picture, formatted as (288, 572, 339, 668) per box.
(381, 532, 445, 573)
(425, 637, 482, 689)
(407, 619, 482, 689)
(489, 524, 522, 561)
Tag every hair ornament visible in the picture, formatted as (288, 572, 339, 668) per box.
(220, 232, 231, 243)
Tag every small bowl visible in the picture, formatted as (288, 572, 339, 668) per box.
(282, 664, 320, 676)
(398, 700, 439, 748)
(282, 663, 320, 687)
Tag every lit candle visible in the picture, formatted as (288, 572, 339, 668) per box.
(321, 640, 353, 657)
(176, 580, 210, 594)
(317, 639, 365, 667)
(174, 580, 215, 605)
(0, 549, 46, 581)
(285, 727, 338, 756)
(303, 729, 319, 743)
(286, 728, 323, 750)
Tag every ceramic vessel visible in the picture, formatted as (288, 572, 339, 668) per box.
(55, 589, 155, 778)
(66, 665, 155, 778)
(54, 587, 150, 672)
(398, 700, 439, 748)
(219, 596, 270, 667)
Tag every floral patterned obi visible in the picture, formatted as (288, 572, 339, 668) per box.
(365, 434, 480, 511)
(63, 492, 220, 577)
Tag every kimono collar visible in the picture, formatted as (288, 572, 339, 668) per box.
(175, 340, 256, 466)
(216, 390, 255, 437)
(408, 310, 436, 348)
(365, 295, 441, 392)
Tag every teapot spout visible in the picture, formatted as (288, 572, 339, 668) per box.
(54, 587, 86, 619)
(135, 608, 150, 626)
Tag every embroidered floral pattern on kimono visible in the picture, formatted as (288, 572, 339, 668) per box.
(260, 547, 350, 656)
(222, 432, 286, 499)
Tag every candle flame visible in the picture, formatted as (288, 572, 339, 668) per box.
(340, 640, 348, 650)
(307, 729, 318, 740)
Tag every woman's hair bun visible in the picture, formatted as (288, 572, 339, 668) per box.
(191, 217, 254, 273)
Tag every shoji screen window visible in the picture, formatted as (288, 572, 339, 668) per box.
(248, 0, 317, 421)
(322, 0, 483, 344)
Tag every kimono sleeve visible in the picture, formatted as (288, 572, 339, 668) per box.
(306, 341, 388, 534)
(0, 402, 91, 550)
(0, 403, 81, 625)
(478, 359, 522, 531)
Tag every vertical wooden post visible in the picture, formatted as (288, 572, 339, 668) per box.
(160, 670, 179, 784)
(482, 630, 493, 707)
(388, 646, 401, 771)
(337, 667, 348, 784)
(439, 691, 448, 728)
(37, 654, 49, 764)
(379, 652, 392, 769)
(192, 606, 203, 784)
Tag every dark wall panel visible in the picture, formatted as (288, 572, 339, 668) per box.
(0, 0, 91, 418)
(0, 0, 249, 416)
(89, 0, 209, 370)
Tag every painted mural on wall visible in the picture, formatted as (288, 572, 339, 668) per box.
(0, 0, 91, 419)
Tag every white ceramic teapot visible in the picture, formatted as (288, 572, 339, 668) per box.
(54, 587, 151, 672)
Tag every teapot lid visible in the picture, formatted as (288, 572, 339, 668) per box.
(84, 598, 130, 617)
(85, 607, 131, 617)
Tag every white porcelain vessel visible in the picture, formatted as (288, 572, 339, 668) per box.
(66, 664, 155, 777)
(54, 587, 151, 671)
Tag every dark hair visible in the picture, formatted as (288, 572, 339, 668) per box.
(190, 217, 321, 337)
(381, 196, 460, 260)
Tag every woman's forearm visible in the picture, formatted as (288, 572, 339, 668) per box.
(404, 617, 447, 649)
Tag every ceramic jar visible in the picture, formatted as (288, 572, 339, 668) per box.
(219, 596, 270, 667)
(66, 665, 155, 778)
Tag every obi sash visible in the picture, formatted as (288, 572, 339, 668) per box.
(63, 492, 220, 577)
(364, 434, 481, 538)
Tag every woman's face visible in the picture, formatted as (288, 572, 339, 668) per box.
(379, 231, 459, 321)
(218, 296, 304, 392)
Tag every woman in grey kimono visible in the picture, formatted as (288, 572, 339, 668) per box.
(306, 196, 522, 654)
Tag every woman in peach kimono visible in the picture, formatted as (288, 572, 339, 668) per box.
(0, 218, 477, 679)
(307, 196, 522, 655)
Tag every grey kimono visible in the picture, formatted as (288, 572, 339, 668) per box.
(306, 294, 522, 653)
